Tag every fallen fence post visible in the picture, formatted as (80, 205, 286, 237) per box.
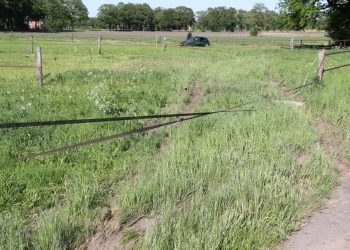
(317, 50, 326, 81)
(36, 47, 43, 86)
(98, 36, 102, 54)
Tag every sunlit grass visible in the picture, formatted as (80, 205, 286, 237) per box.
(0, 31, 346, 249)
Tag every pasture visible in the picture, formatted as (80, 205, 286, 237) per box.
(0, 31, 348, 249)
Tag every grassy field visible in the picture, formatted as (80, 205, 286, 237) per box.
(0, 31, 348, 249)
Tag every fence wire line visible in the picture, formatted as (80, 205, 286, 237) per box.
(17, 73, 319, 160)
(327, 55, 348, 63)
(19, 109, 258, 160)
(324, 63, 350, 72)
(3, 51, 326, 160)
(18, 115, 206, 160)
(0, 109, 255, 129)
(301, 55, 319, 85)
(326, 50, 350, 56)
(0, 65, 36, 68)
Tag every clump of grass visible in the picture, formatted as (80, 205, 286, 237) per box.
(121, 229, 141, 245)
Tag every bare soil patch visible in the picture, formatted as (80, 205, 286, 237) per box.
(79, 78, 206, 250)
(275, 81, 350, 250)
(79, 216, 156, 250)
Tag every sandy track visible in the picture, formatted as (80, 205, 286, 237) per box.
(275, 81, 350, 250)
(282, 172, 350, 250)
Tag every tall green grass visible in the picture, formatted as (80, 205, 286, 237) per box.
(0, 32, 343, 249)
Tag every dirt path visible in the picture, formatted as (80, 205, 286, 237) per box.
(275, 82, 350, 250)
(79, 84, 205, 250)
(282, 172, 350, 250)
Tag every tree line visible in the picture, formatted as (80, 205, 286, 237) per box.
(93, 2, 327, 35)
(94, 3, 284, 33)
(279, 0, 350, 41)
(96, 3, 195, 31)
(0, 0, 88, 31)
(0, 0, 348, 40)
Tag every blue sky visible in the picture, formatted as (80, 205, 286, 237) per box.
(82, 0, 279, 17)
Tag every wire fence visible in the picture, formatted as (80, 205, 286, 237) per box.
(0, 71, 319, 160)
(1, 36, 349, 160)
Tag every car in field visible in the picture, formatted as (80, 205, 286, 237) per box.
(180, 36, 210, 47)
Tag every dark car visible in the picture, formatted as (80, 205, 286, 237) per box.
(180, 36, 210, 47)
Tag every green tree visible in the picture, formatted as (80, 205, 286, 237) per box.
(248, 3, 268, 35)
(196, 7, 237, 32)
(279, 0, 350, 40)
(0, 0, 37, 30)
(97, 4, 118, 30)
(40, 0, 70, 31)
(153, 8, 176, 31)
(119, 3, 153, 31)
(236, 9, 249, 31)
(174, 6, 195, 30)
(64, 0, 89, 30)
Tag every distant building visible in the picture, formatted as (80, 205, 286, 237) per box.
(28, 20, 44, 30)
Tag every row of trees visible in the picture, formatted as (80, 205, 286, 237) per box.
(279, 0, 350, 40)
(97, 3, 195, 31)
(196, 4, 284, 33)
(95, 3, 327, 34)
(1, 1, 348, 40)
(96, 3, 282, 33)
(0, 0, 88, 31)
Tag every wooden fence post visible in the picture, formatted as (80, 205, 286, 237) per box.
(317, 50, 326, 81)
(290, 37, 294, 50)
(98, 36, 102, 54)
(30, 35, 34, 54)
(163, 37, 168, 52)
(36, 47, 43, 86)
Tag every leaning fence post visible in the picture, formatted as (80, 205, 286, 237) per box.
(317, 50, 326, 81)
(30, 35, 34, 54)
(98, 36, 102, 54)
(36, 47, 43, 86)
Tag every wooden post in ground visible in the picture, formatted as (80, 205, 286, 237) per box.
(36, 47, 43, 86)
(30, 35, 34, 54)
(290, 37, 294, 50)
(163, 37, 168, 52)
(317, 50, 326, 81)
(156, 35, 158, 46)
(300, 39, 303, 47)
(98, 36, 102, 54)
(71, 33, 74, 41)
